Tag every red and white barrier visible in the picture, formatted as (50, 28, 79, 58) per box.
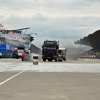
(33, 56, 38, 65)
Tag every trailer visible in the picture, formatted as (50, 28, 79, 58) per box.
(58, 50, 63, 61)
(59, 48, 66, 61)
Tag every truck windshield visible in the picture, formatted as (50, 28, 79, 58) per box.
(43, 45, 56, 49)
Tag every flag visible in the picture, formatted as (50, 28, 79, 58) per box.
(5, 28, 7, 34)
(0, 24, 4, 27)
(8, 31, 13, 34)
(8, 31, 13, 36)
(3, 28, 5, 33)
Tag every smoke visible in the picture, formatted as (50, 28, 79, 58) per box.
(66, 45, 92, 60)
(66, 47, 80, 60)
(59, 40, 92, 60)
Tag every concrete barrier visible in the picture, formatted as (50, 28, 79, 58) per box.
(33, 56, 38, 65)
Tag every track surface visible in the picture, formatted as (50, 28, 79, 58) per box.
(0, 59, 100, 100)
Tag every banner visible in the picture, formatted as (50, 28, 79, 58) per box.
(8, 31, 23, 43)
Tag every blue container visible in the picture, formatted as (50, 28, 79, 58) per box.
(0, 45, 13, 57)
(0, 45, 6, 55)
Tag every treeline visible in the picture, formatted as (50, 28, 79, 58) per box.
(75, 29, 100, 49)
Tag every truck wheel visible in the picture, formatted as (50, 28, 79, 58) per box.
(43, 58, 46, 61)
(64, 59, 66, 61)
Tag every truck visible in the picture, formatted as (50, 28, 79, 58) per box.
(59, 48, 66, 61)
(17, 46, 24, 58)
(12, 46, 24, 59)
(42, 40, 59, 61)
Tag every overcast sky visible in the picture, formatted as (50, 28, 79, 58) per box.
(0, 0, 100, 48)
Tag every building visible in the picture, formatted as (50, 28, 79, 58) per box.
(0, 27, 31, 49)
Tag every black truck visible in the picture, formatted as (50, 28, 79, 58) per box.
(42, 40, 59, 61)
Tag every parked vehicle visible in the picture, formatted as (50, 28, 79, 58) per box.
(12, 48, 18, 58)
(17, 46, 24, 58)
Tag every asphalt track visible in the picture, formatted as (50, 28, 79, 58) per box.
(0, 58, 100, 100)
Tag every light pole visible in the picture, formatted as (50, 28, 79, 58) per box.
(30, 33, 37, 42)
(29, 33, 37, 48)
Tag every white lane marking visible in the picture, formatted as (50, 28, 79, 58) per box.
(0, 66, 31, 86)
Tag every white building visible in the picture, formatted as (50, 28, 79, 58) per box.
(0, 27, 31, 49)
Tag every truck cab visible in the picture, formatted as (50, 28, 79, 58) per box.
(42, 40, 59, 61)
(17, 46, 24, 58)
